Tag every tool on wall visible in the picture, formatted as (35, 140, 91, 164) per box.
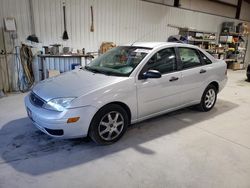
(62, 2, 69, 40)
(90, 6, 94, 32)
(27, 0, 39, 43)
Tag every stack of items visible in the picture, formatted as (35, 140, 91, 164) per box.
(178, 28, 217, 54)
(219, 22, 249, 70)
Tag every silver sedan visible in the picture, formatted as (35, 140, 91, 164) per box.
(25, 42, 227, 144)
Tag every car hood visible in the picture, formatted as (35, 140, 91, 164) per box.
(32, 69, 128, 102)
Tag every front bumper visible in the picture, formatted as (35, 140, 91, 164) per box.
(24, 95, 97, 138)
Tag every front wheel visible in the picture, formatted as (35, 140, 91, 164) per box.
(89, 104, 128, 145)
(198, 85, 217, 112)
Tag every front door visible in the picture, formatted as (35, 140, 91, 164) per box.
(136, 47, 183, 119)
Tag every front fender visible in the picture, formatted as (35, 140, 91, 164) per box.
(70, 78, 138, 121)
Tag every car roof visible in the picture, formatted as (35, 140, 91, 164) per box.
(124, 42, 216, 62)
(125, 42, 199, 49)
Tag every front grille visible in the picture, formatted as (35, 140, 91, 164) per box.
(30, 92, 45, 107)
(45, 128, 64, 136)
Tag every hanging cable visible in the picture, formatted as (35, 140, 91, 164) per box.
(16, 44, 34, 92)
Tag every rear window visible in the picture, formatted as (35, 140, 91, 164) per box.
(179, 48, 202, 69)
(199, 51, 212, 65)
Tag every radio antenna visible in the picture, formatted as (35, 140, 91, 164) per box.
(130, 26, 162, 46)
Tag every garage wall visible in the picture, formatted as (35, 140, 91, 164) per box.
(0, 0, 31, 92)
(180, 0, 237, 18)
(31, 0, 249, 51)
(145, 0, 250, 21)
(0, 0, 31, 42)
(0, 0, 250, 92)
(241, 1, 250, 21)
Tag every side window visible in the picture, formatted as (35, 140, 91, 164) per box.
(144, 48, 177, 74)
(199, 51, 212, 65)
(179, 48, 202, 69)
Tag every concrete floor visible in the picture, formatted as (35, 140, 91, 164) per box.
(0, 70, 250, 188)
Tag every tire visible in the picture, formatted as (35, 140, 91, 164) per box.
(247, 65, 250, 81)
(197, 85, 217, 112)
(247, 75, 250, 82)
(89, 104, 129, 145)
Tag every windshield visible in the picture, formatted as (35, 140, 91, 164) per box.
(85, 46, 151, 76)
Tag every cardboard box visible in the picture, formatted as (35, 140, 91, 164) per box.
(229, 63, 241, 70)
(48, 70, 60, 77)
(100, 42, 116, 54)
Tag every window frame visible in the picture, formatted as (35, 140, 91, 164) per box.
(176, 47, 205, 70)
(138, 47, 181, 79)
(197, 50, 213, 65)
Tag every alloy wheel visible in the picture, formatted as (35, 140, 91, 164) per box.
(98, 111, 124, 141)
(205, 89, 216, 109)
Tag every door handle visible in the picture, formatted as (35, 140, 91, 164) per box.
(200, 69, 207, 74)
(169, 77, 179, 82)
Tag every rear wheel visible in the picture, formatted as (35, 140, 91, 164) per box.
(247, 65, 250, 81)
(89, 104, 128, 145)
(198, 85, 217, 112)
(247, 75, 250, 82)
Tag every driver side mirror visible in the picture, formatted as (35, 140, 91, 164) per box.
(142, 70, 161, 79)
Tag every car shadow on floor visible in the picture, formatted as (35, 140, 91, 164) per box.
(0, 99, 238, 175)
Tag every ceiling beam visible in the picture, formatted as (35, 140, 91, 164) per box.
(174, 0, 180, 7)
(209, 0, 237, 7)
(236, 0, 243, 19)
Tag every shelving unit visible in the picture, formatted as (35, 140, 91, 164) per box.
(219, 31, 248, 70)
(178, 28, 217, 53)
(168, 23, 249, 71)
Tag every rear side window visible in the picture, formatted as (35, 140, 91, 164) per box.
(199, 52, 212, 65)
(144, 48, 177, 74)
(179, 48, 202, 69)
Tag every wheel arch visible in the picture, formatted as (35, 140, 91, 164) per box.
(107, 101, 132, 124)
(208, 81, 219, 92)
(87, 101, 132, 135)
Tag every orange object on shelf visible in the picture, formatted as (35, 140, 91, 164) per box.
(99, 42, 116, 54)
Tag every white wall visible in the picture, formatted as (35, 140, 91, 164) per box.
(180, 0, 250, 21)
(241, 1, 250, 21)
(145, 0, 250, 21)
(30, 0, 249, 51)
(0, 0, 250, 92)
(0, 0, 31, 43)
(180, 0, 237, 18)
(0, 0, 31, 92)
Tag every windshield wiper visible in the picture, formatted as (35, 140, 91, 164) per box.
(85, 66, 111, 75)
(85, 66, 99, 73)
(84, 66, 127, 77)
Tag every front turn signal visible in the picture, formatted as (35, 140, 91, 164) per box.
(67, 117, 80, 123)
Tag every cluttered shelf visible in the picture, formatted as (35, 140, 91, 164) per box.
(37, 54, 91, 58)
(188, 39, 216, 43)
(218, 22, 248, 70)
(220, 32, 245, 37)
(170, 22, 249, 71)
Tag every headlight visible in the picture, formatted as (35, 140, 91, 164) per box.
(43, 97, 75, 112)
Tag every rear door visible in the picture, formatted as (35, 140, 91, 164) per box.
(177, 47, 210, 104)
(136, 47, 183, 119)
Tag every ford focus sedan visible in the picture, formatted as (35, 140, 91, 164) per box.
(25, 42, 227, 144)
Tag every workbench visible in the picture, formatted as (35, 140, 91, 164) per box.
(37, 54, 92, 80)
